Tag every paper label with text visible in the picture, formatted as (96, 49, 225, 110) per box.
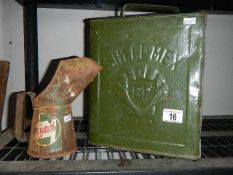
(163, 109, 183, 123)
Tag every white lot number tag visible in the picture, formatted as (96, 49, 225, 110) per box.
(64, 114, 72, 123)
(163, 109, 183, 123)
(183, 17, 196, 25)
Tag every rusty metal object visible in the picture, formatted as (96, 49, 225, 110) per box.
(15, 92, 31, 142)
(0, 60, 9, 132)
(15, 92, 28, 142)
(15, 57, 102, 159)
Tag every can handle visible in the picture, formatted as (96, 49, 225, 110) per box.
(15, 92, 27, 142)
(15, 91, 36, 142)
(120, 3, 180, 17)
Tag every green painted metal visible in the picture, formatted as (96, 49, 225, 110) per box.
(34, 109, 63, 152)
(88, 9, 206, 159)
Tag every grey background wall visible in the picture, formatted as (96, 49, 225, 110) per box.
(0, 0, 233, 130)
(0, 0, 25, 130)
(203, 14, 233, 116)
(0, 1, 3, 58)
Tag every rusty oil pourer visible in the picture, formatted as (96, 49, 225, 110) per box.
(15, 57, 102, 159)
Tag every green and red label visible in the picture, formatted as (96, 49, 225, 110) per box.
(35, 113, 62, 150)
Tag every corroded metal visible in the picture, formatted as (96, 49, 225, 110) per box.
(15, 57, 102, 159)
(15, 92, 29, 142)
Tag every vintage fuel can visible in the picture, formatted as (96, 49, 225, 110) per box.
(88, 4, 206, 159)
(15, 57, 102, 159)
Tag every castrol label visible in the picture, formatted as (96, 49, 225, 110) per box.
(35, 113, 61, 147)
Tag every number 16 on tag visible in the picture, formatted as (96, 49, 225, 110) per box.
(163, 109, 183, 123)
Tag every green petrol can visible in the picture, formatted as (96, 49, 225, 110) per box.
(88, 4, 206, 159)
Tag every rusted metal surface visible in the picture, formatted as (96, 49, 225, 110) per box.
(33, 57, 102, 106)
(28, 104, 77, 159)
(0, 60, 9, 132)
(15, 92, 29, 142)
(15, 57, 102, 159)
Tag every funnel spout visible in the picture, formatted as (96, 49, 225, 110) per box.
(33, 57, 102, 107)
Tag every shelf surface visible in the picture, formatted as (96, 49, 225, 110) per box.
(0, 116, 233, 174)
